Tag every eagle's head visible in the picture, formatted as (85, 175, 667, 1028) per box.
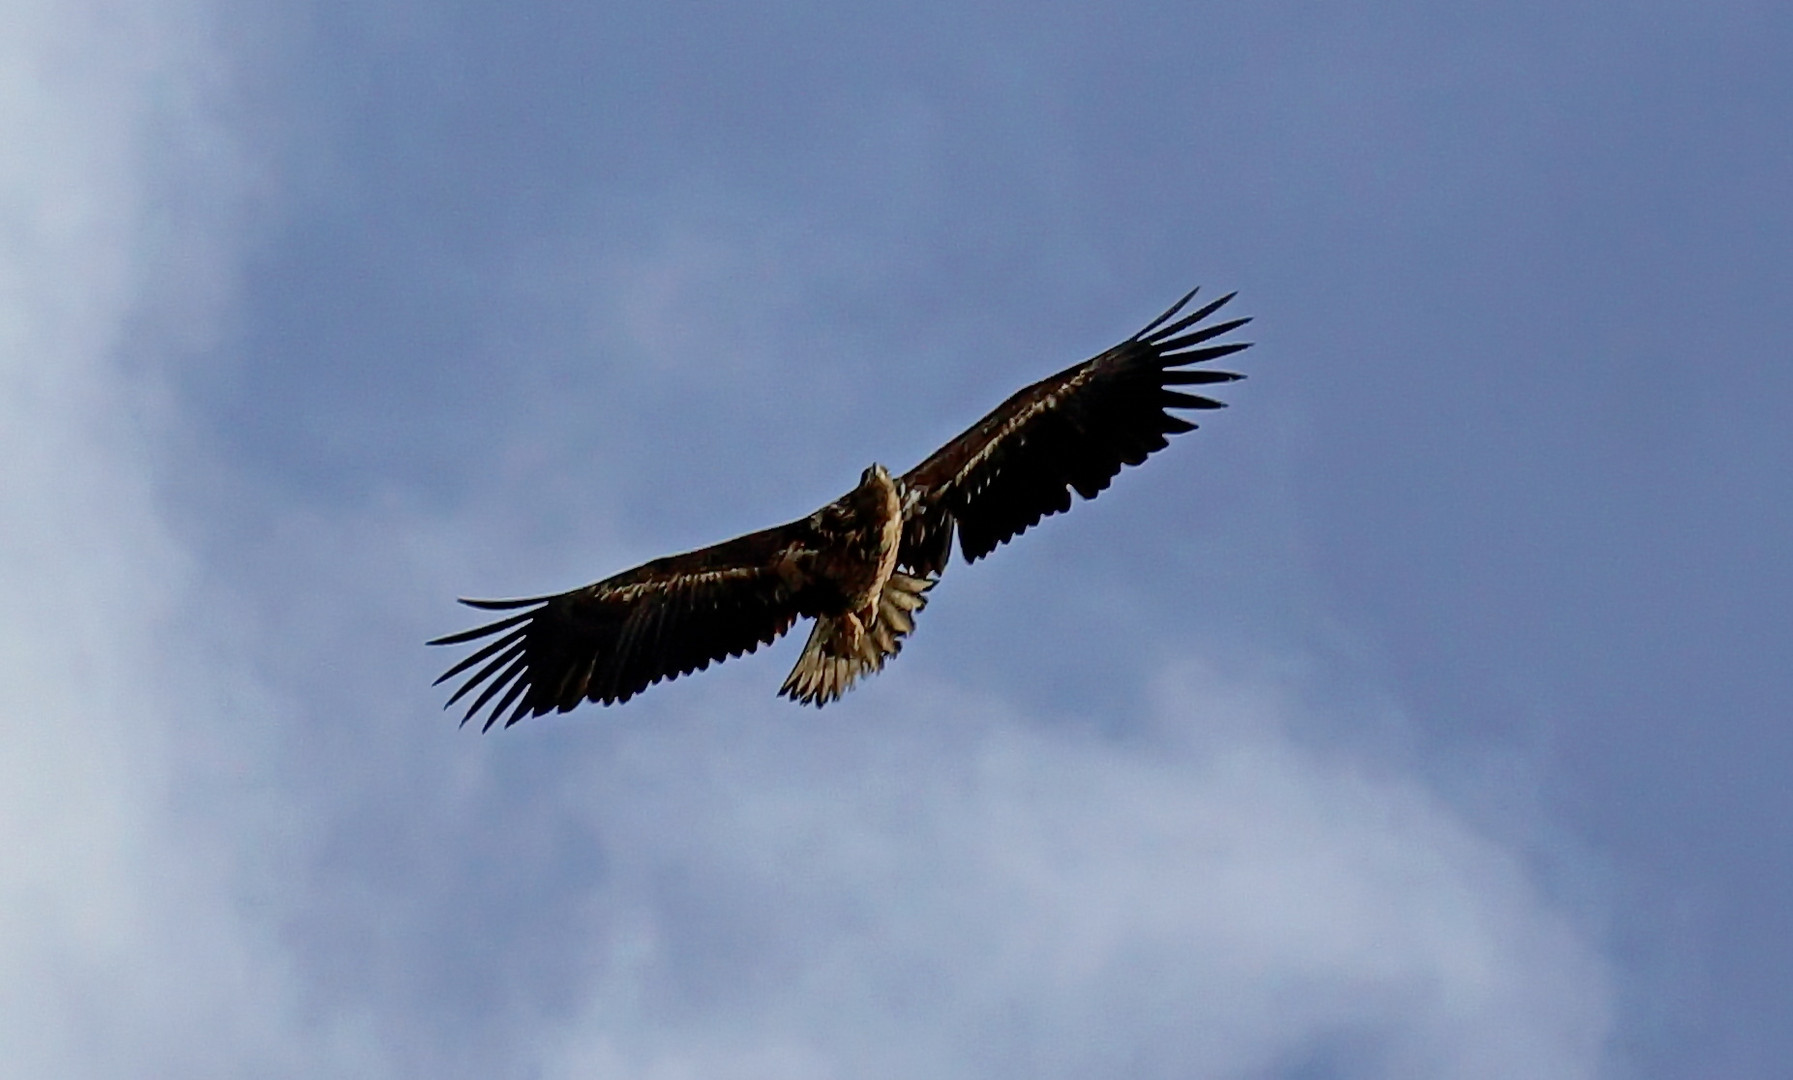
(850, 462, 901, 518)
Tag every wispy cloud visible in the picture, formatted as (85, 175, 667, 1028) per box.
(521, 666, 1611, 1079)
(0, 0, 348, 1073)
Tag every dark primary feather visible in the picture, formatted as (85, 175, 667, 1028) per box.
(430, 520, 820, 730)
(898, 288, 1251, 573)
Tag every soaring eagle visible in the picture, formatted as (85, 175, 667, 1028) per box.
(433, 287, 1251, 727)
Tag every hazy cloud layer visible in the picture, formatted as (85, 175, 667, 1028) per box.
(1, 6, 1609, 1072)
(528, 669, 1610, 1080)
(0, 0, 306, 1073)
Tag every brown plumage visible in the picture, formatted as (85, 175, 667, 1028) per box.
(432, 287, 1251, 728)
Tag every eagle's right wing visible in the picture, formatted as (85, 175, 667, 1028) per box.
(430, 519, 821, 729)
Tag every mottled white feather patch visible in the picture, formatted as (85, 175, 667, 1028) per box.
(780, 572, 933, 706)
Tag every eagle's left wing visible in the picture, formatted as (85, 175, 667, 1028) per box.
(430, 519, 822, 729)
(898, 288, 1251, 574)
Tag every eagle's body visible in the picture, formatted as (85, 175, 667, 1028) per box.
(814, 463, 905, 631)
(433, 287, 1252, 727)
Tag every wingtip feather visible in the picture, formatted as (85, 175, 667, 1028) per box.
(1145, 292, 1242, 345)
(427, 609, 534, 646)
(460, 595, 552, 611)
(1132, 286, 1201, 340)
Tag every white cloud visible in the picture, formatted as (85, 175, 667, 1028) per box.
(0, 0, 358, 1074)
(523, 667, 1611, 1079)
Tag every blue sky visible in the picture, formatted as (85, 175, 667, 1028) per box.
(4, 0, 1789, 1075)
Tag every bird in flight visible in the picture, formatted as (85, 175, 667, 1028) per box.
(432, 287, 1251, 728)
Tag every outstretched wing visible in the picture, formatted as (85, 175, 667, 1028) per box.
(898, 288, 1251, 574)
(430, 520, 821, 729)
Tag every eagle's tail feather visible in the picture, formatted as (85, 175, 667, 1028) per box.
(779, 572, 932, 707)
